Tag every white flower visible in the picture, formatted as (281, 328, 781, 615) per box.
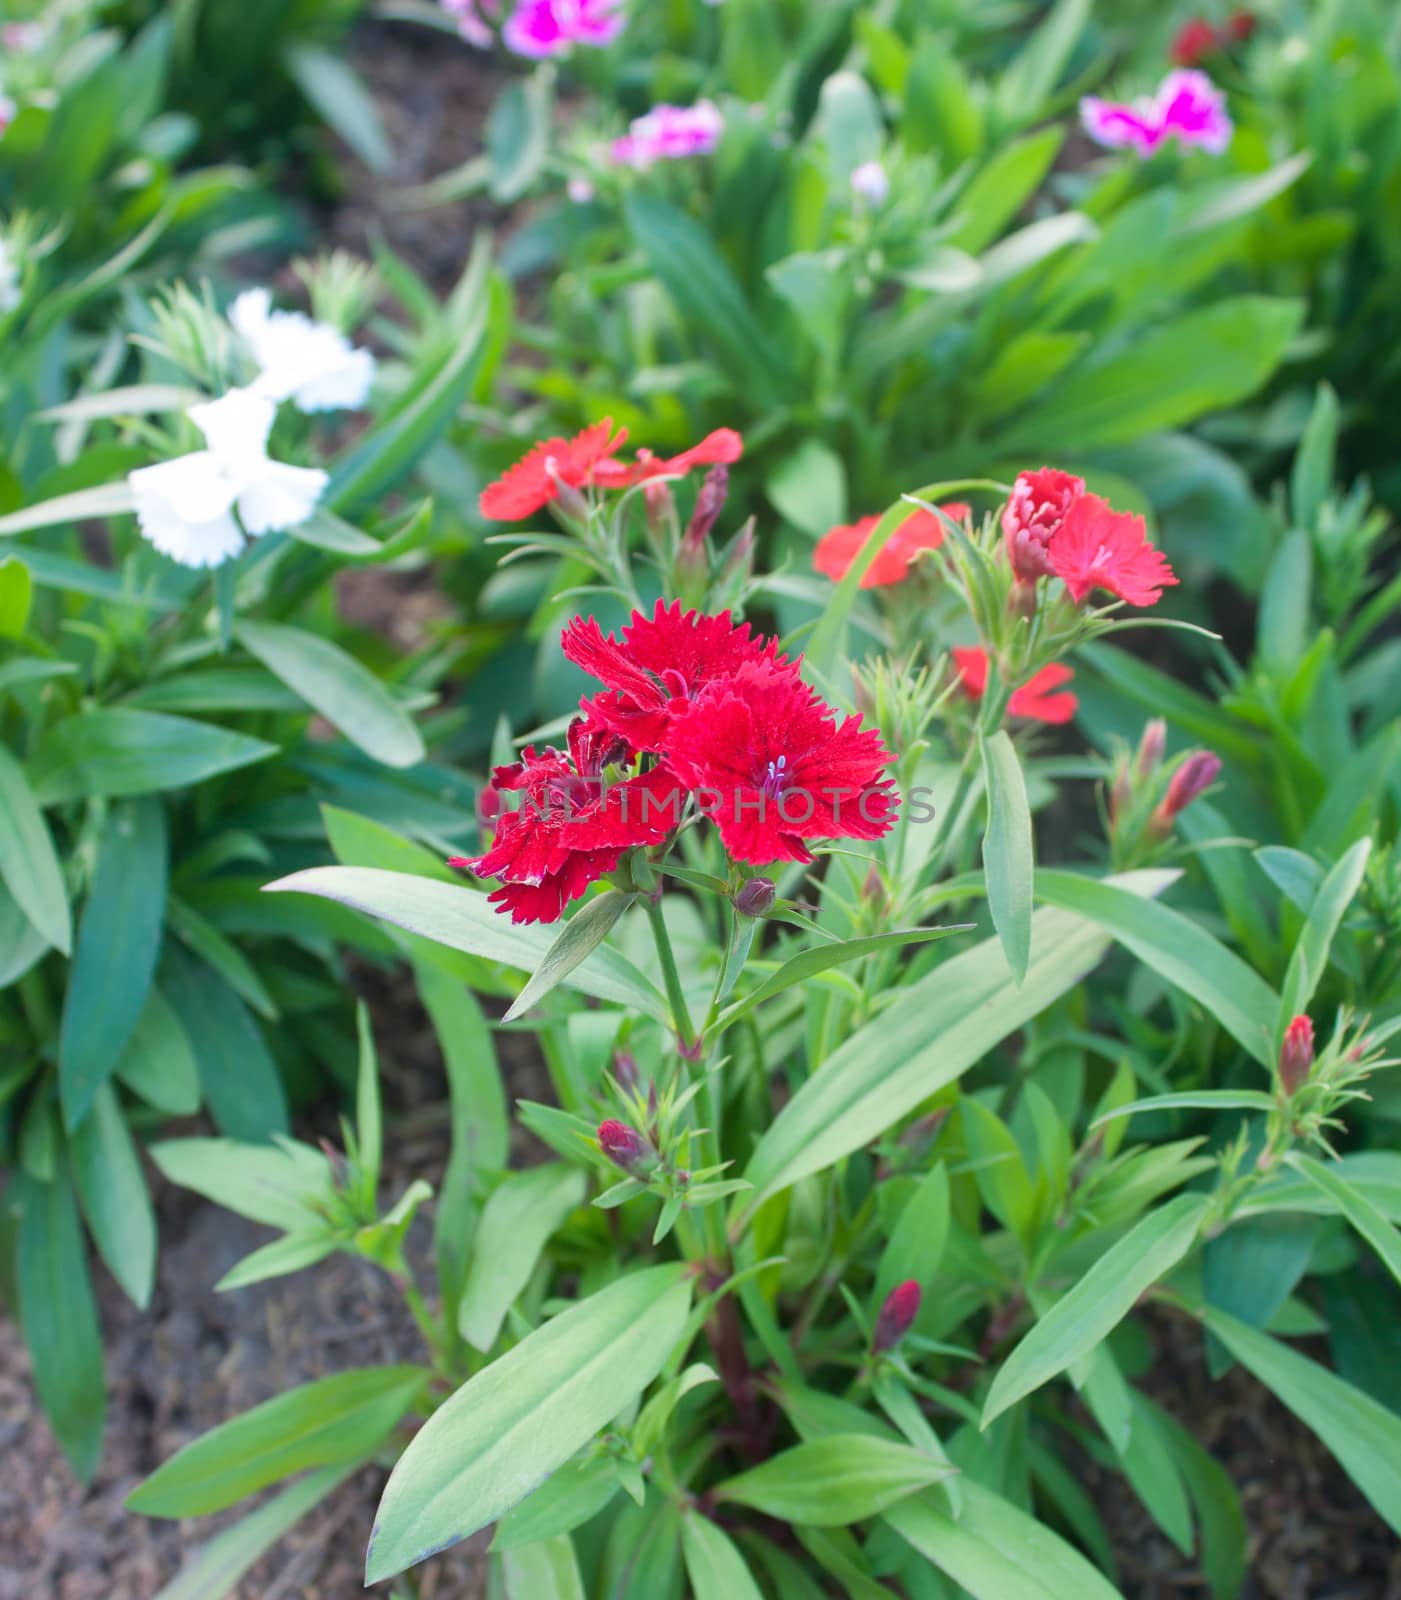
(229, 287, 374, 413)
(0, 239, 20, 315)
(850, 160, 890, 206)
(129, 389, 329, 569)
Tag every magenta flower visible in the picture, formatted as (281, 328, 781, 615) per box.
(1081, 69, 1232, 157)
(611, 101, 724, 168)
(503, 0, 624, 59)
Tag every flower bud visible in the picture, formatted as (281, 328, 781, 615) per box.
(612, 1050, 639, 1091)
(1001, 468, 1086, 584)
(1151, 750, 1221, 834)
(1278, 1015, 1315, 1095)
(873, 1280, 921, 1353)
(644, 478, 675, 542)
(546, 457, 590, 524)
(734, 876, 776, 917)
(684, 465, 729, 552)
(851, 160, 890, 207)
(1136, 719, 1167, 780)
(598, 1119, 651, 1174)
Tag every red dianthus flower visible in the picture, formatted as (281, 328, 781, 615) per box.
(563, 599, 794, 751)
(479, 418, 628, 521)
(592, 428, 743, 488)
(952, 646, 1078, 725)
(1047, 493, 1178, 608)
(1001, 468, 1086, 584)
(813, 504, 970, 589)
(665, 659, 898, 864)
(1170, 18, 1221, 66)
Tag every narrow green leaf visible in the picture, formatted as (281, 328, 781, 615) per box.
(681, 1514, 766, 1600)
(149, 1137, 331, 1231)
(1204, 1307, 1401, 1536)
(458, 1165, 586, 1352)
(355, 1002, 382, 1198)
(15, 1169, 106, 1480)
(491, 1456, 621, 1552)
(29, 709, 276, 804)
(236, 619, 424, 769)
(70, 1083, 157, 1308)
(714, 1435, 953, 1526)
(0, 480, 136, 536)
(1035, 869, 1280, 1067)
(59, 797, 167, 1129)
(504, 891, 636, 1023)
(1090, 1090, 1279, 1126)
(501, 1533, 586, 1600)
(0, 744, 71, 953)
(876, 1165, 950, 1312)
(980, 729, 1033, 982)
(267, 867, 669, 1021)
(981, 1192, 1210, 1427)
(129, 1366, 426, 1517)
(1278, 837, 1370, 1029)
(0, 553, 33, 636)
(1289, 1153, 1401, 1291)
(114, 987, 201, 1114)
(282, 44, 392, 172)
(366, 1265, 692, 1582)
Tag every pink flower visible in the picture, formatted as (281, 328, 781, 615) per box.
(1081, 69, 1232, 157)
(1002, 468, 1086, 584)
(441, 0, 501, 45)
(1046, 493, 1178, 608)
(598, 1119, 652, 1172)
(874, 1281, 921, 1353)
(1278, 1015, 1315, 1096)
(850, 160, 890, 206)
(813, 505, 970, 589)
(502, 0, 624, 58)
(611, 101, 724, 168)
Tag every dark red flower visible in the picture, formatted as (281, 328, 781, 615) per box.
(1170, 18, 1222, 66)
(1225, 9, 1256, 43)
(874, 1280, 921, 1353)
(813, 504, 970, 589)
(563, 599, 794, 751)
(592, 427, 743, 489)
(665, 659, 898, 864)
(1047, 493, 1178, 608)
(479, 418, 628, 521)
(449, 736, 680, 924)
(952, 646, 1078, 725)
(1278, 1014, 1315, 1095)
(1001, 468, 1086, 584)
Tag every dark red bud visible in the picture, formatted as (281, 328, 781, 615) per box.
(874, 1280, 921, 1353)
(598, 1119, 651, 1173)
(683, 465, 729, 552)
(1136, 719, 1167, 780)
(734, 877, 776, 917)
(1279, 1015, 1315, 1095)
(1151, 750, 1221, 834)
(612, 1051, 639, 1091)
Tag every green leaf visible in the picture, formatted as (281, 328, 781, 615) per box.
(282, 43, 392, 173)
(1034, 869, 1280, 1067)
(945, 127, 1064, 254)
(366, 1265, 692, 1582)
(625, 193, 788, 407)
(1289, 382, 1338, 529)
(886, 1482, 1127, 1600)
(1204, 1308, 1401, 1536)
(216, 1233, 339, 1293)
(153, 1459, 363, 1600)
(1288, 1154, 1401, 1292)
(714, 1435, 952, 1526)
(0, 480, 136, 536)
(0, 553, 33, 636)
(501, 1534, 586, 1600)
(765, 437, 847, 537)
(285, 505, 382, 555)
(236, 619, 425, 770)
(1257, 528, 1312, 672)
(491, 1456, 621, 1552)
(994, 0, 1090, 123)
(981, 1192, 1211, 1427)
(0, 744, 71, 953)
(149, 1137, 331, 1231)
(504, 891, 637, 1023)
(980, 729, 1033, 983)
(458, 1165, 586, 1352)
(354, 1002, 382, 1199)
(1154, 1407, 1247, 1600)
(129, 1366, 426, 1517)
(39, 383, 203, 423)
(714, 924, 970, 1033)
(266, 867, 669, 1021)
(1278, 837, 1370, 1029)
(485, 64, 554, 201)
(14, 1169, 106, 1480)
(59, 796, 167, 1129)
(876, 1165, 950, 1312)
(681, 1514, 766, 1600)
(1004, 298, 1305, 453)
(742, 870, 1176, 1205)
(1090, 1090, 1279, 1126)
(114, 987, 201, 1114)
(29, 709, 276, 804)
(70, 1083, 157, 1308)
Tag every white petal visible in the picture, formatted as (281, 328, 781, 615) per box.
(292, 347, 375, 413)
(235, 461, 329, 536)
(229, 287, 274, 347)
(189, 388, 277, 462)
(130, 454, 245, 568)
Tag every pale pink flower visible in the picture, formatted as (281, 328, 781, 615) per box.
(503, 0, 624, 59)
(611, 101, 724, 168)
(1081, 69, 1232, 157)
(440, 0, 501, 46)
(850, 160, 890, 206)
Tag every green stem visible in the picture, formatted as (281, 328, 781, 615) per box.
(646, 898, 697, 1050)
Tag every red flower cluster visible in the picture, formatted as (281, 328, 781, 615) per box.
(456, 602, 898, 920)
(1004, 471, 1177, 608)
(479, 419, 743, 520)
(813, 504, 970, 589)
(1170, 11, 1256, 67)
(952, 646, 1078, 725)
